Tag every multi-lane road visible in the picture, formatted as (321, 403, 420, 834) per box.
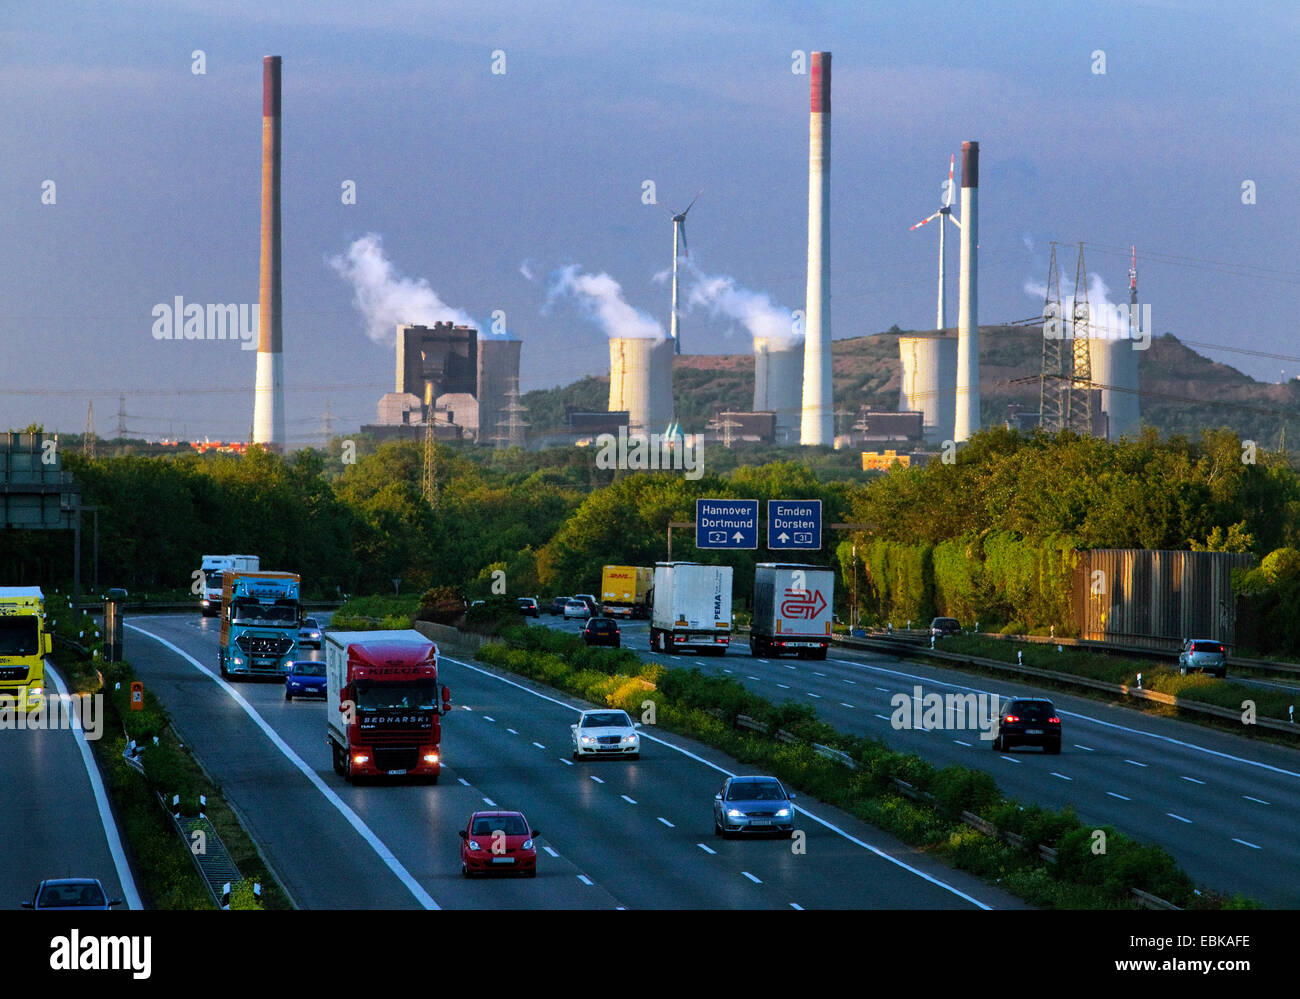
(555, 616, 1300, 907)
(118, 614, 1023, 909)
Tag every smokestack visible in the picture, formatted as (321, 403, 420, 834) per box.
(800, 51, 832, 446)
(953, 140, 979, 442)
(253, 56, 285, 449)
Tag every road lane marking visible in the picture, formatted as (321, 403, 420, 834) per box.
(1050, 772, 1072, 781)
(543, 846, 559, 857)
(1243, 795, 1270, 805)
(457, 778, 470, 786)
(953, 739, 972, 747)
(842, 679, 856, 685)
(483, 716, 496, 723)
(443, 653, 996, 910)
(841, 702, 855, 709)
(1073, 744, 1093, 751)
(778, 683, 790, 689)
(658, 817, 674, 827)
(577, 875, 594, 886)
(875, 686, 890, 692)
(808, 692, 821, 699)
(790, 902, 804, 910)
(1107, 792, 1131, 801)
(533, 742, 546, 749)
(621, 794, 637, 804)
(1124, 760, 1147, 768)
(507, 727, 518, 734)
(483, 797, 497, 806)
(1180, 776, 1205, 785)
(874, 714, 890, 721)
(1232, 838, 1261, 849)
(560, 758, 573, 766)
(814, 672, 826, 677)
(126, 623, 441, 910)
(742, 871, 762, 884)
(784, 665, 797, 670)
(747, 675, 760, 680)
(590, 775, 604, 784)
(1166, 813, 1192, 824)
(45, 664, 143, 911)
(1000, 756, 1021, 764)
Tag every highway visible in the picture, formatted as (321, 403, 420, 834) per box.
(549, 616, 1300, 907)
(0, 663, 140, 910)
(121, 614, 1021, 909)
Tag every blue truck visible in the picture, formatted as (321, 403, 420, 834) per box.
(218, 571, 301, 679)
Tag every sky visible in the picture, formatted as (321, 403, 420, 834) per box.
(1, 0, 1296, 445)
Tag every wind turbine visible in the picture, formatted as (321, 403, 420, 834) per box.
(909, 156, 961, 330)
(667, 190, 702, 355)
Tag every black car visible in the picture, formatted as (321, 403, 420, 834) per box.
(547, 596, 570, 616)
(992, 697, 1061, 753)
(517, 597, 539, 618)
(582, 617, 621, 648)
(930, 617, 961, 636)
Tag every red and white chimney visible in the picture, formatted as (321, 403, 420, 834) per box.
(954, 140, 979, 442)
(800, 51, 832, 446)
(253, 55, 285, 449)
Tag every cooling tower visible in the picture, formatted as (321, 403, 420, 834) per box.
(799, 51, 832, 446)
(1089, 336, 1141, 439)
(953, 140, 979, 443)
(753, 337, 804, 444)
(253, 56, 285, 449)
(898, 335, 957, 444)
(609, 337, 674, 436)
(476, 337, 522, 444)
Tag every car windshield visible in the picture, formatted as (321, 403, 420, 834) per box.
(729, 781, 784, 801)
(354, 681, 437, 711)
(583, 712, 631, 728)
(232, 603, 297, 625)
(301, 618, 319, 628)
(472, 815, 528, 836)
(39, 883, 105, 907)
(1009, 701, 1051, 718)
(292, 663, 325, 676)
(0, 617, 39, 656)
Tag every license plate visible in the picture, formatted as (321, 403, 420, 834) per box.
(749, 819, 773, 826)
(387, 768, 406, 775)
(492, 857, 515, 864)
(1026, 729, 1043, 735)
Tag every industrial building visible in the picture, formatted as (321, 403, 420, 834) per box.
(608, 336, 674, 436)
(752, 337, 803, 443)
(898, 335, 957, 444)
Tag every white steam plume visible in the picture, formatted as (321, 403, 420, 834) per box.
(329, 233, 477, 344)
(686, 265, 799, 342)
(547, 264, 664, 340)
(1024, 271, 1135, 341)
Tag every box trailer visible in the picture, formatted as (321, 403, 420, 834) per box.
(749, 563, 834, 660)
(649, 562, 733, 655)
(600, 565, 653, 619)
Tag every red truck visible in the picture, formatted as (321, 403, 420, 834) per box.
(325, 630, 451, 784)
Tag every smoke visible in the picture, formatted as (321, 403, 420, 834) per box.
(328, 234, 477, 344)
(685, 264, 799, 342)
(520, 259, 539, 283)
(547, 264, 664, 341)
(1024, 271, 1138, 342)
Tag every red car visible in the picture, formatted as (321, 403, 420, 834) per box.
(459, 810, 539, 877)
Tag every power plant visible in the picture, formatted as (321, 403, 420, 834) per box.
(752, 336, 804, 444)
(898, 334, 957, 444)
(799, 51, 832, 446)
(953, 140, 979, 442)
(253, 56, 285, 450)
(609, 336, 674, 437)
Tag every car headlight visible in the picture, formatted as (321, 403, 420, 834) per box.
(581, 735, 596, 744)
(623, 734, 637, 742)
(522, 839, 534, 851)
(727, 808, 744, 818)
(775, 807, 791, 817)
(468, 839, 482, 852)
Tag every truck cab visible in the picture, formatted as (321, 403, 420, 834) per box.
(0, 587, 50, 713)
(218, 571, 300, 678)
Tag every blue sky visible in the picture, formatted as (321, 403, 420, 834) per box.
(1, 1, 1295, 443)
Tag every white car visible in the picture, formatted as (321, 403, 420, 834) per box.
(562, 599, 590, 620)
(570, 709, 640, 759)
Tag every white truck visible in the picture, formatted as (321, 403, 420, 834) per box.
(649, 562, 733, 655)
(749, 563, 834, 660)
(199, 554, 259, 616)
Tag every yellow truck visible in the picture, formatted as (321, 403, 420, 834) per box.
(600, 565, 654, 619)
(0, 587, 51, 712)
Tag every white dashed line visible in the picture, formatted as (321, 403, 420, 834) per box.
(483, 716, 495, 723)
(722, 669, 732, 674)
(657, 817, 675, 828)
(1232, 838, 1261, 850)
(778, 684, 790, 689)
(695, 661, 708, 667)
(1243, 795, 1270, 805)
(1107, 792, 1131, 801)
(1166, 813, 1192, 824)
(953, 739, 972, 747)
(874, 714, 890, 721)
(1180, 776, 1205, 785)
(875, 686, 889, 692)
(1050, 772, 1072, 781)
(813, 672, 826, 677)
(507, 727, 518, 734)
(842, 679, 856, 685)
(577, 875, 594, 886)
(462, 705, 473, 711)
(1073, 744, 1093, 752)
(543, 846, 559, 858)
(532, 742, 546, 749)
(747, 675, 760, 680)
(457, 778, 470, 786)
(808, 692, 821, 699)
(697, 843, 717, 855)
(790, 902, 804, 910)
(1124, 760, 1147, 768)
(590, 775, 605, 784)
(1000, 756, 1021, 764)
(784, 665, 797, 670)
(841, 702, 855, 709)
(621, 794, 637, 804)
(482, 797, 496, 807)
(560, 758, 573, 766)
(742, 871, 762, 884)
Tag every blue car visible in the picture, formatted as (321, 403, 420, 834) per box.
(284, 660, 326, 701)
(22, 878, 122, 910)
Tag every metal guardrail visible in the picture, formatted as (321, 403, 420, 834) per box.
(834, 633, 1299, 735)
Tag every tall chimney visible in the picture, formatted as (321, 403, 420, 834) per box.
(800, 51, 832, 446)
(953, 140, 979, 442)
(253, 56, 285, 449)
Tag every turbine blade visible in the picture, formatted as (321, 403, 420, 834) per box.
(682, 188, 703, 215)
(910, 212, 940, 230)
(945, 155, 955, 206)
(680, 219, 689, 257)
(948, 215, 961, 230)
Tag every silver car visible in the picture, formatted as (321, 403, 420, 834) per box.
(1179, 639, 1226, 678)
(713, 776, 796, 838)
(570, 709, 640, 759)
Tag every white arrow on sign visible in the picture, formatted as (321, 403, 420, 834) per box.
(777, 532, 790, 543)
(732, 531, 745, 543)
